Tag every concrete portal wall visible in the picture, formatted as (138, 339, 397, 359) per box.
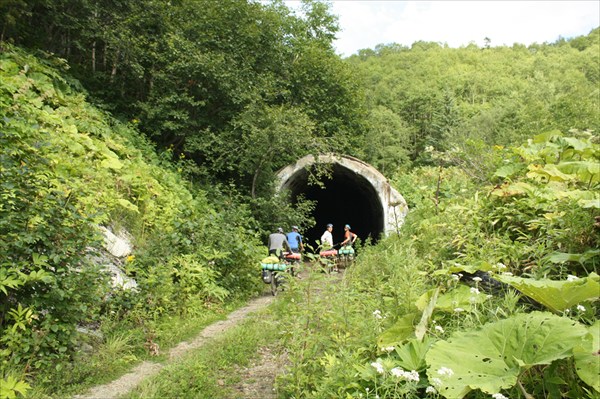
(277, 154, 409, 236)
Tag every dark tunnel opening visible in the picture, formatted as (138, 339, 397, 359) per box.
(284, 164, 385, 249)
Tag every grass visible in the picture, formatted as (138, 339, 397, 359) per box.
(26, 298, 248, 399)
(123, 306, 280, 399)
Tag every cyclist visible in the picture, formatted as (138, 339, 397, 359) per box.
(340, 224, 357, 247)
(268, 227, 291, 257)
(286, 226, 304, 253)
(320, 223, 334, 249)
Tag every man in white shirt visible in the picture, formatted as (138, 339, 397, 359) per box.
(320, 223, 334, 249)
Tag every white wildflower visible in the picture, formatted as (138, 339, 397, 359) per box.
(390, 367, 404, 378)
(577, 304, 586, 312)
(502, 272, 513, 276)
(454, 307, 465, 313)
(470, 287, 480, 295)
(373, 309, 383, 319)
(451, 274, 460, 281)
(426, 386, 437, 394)
(371, 361, 385, 374)
(496, 262, 506, 270)
(390, 368, 419, 382)
(567, 275, 579, 282)
(565, 308, 571, 313)
(437, 367, 454, 376)
(486, 295, 493, 299)
(458, 273, 463, 278)
(431, 377, 442, 387)
(405, 370, 420, 382)
(382, 346, 395, 352)
(472, 277, 483, 283)
(492, 393, 509, 399)
(435, 325, 444, 333)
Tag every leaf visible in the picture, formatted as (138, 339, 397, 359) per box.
(426, 312, 589, 399)
(417, 285, 487, 313)
(377, 313, 417, 348)
(116, 199, 139, 213)
(494, 272, 600, 313)
(394, 337, 434, 372)
(573, 321, 600, 392)
(545, 250, 600, 265)
(100, 157, 123, 170)
(0, 376, 31, 399)
(494, 163, 525, 179)
(526, 164, 573, 182)
(556, 161, 600, 183)
(415, 287, 439, 341)
(445, 261, 496, 274)
(490, 182, 535, 197)
(580, 199, 600, 208)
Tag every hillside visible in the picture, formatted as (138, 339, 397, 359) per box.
(1, 7, 599, 399)
(0, 44, 267, 397)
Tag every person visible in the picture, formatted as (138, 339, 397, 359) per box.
(268, 227, 291, 257)
(286, 226, 304, 253)
(320, 223, 334, 249)
(340, 224, 357, 247)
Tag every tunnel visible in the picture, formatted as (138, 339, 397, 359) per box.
(277, 154, 408, 249)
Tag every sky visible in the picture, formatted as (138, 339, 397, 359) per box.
(285, 1, 600, 57)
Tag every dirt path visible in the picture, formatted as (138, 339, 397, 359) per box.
(230, 345, 288, 399)
(73, 295, 275, 399)
(74, 264, 343, 399)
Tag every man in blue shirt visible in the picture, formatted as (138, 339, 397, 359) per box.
(286, 226, 304, 253)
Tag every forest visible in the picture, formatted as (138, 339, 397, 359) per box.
(0, 0, 598, 398)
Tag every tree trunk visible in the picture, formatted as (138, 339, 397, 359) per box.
(251, 150, 272, 199)
(110, 50, 119, 83)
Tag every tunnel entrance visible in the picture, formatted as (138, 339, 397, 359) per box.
(277, 154, 408, 249)
(286, 163, 384, 247)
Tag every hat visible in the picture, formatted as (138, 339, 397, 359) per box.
(345, 224, 351, 229)
(326, 223, 333, 228)
(277, 227, 284, 233)
(292, 226, 299, 230)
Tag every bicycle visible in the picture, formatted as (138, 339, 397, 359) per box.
(261, 259, 289, 296)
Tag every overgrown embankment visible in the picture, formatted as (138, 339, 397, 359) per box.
(271, 137, 599, 398)
(0, 45, 265, 398)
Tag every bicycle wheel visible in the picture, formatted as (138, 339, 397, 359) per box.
(270, 272, 278, 296)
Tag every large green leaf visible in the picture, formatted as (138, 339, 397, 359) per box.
(415, 287, 439, 341)
(395, 337, 434, 372)
(377, 313, 417, 348)
(494, 272, 600, 313)
(545, 250, 600, 265)
(573, 321, 600, 392)
(426, 312, 589, 399)
(556, 161, 600, 183)
(417, 285, 487, 313)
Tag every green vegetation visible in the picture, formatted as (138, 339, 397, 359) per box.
(0, 44, 264, 397)
(124, 307, 279, 399)
(271, 131, 598, 398)
(1, 1, 598, 398)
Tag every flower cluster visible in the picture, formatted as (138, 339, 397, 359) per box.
(390, 367, 420, 382)
(426, 386, 437, 394)
(371, 361, 385, 374)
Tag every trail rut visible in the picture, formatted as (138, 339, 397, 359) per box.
(73, 295, 275, 399)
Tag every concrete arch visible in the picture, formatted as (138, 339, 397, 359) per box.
(277, 154, 408, 245)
